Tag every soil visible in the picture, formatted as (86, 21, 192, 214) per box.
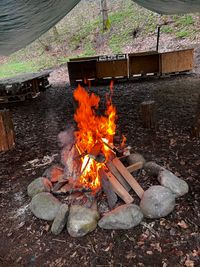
(0, 75, 200, 267)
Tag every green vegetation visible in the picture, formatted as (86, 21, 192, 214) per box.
(0, 60, 37, 78)
(0, 0, 199, 78)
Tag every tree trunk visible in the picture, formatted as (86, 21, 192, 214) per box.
(0, 109, 15, 151)
(140, 100, 156, 129)
(101, 0, 109, 31)
(52, 26, 59, 39)
(192, 94, 200, 137)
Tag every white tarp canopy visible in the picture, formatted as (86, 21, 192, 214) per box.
(1, 0, 200, 56)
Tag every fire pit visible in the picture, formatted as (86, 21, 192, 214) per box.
(27, 83, 189, 237)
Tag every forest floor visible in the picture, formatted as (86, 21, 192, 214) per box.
(0, 74, 200, 266)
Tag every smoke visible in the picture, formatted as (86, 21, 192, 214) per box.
(57, 126, 75, 148)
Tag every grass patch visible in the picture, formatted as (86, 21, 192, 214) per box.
(176, 30, 190, 38)
(0, 60, 39, 78)
(161, 26, 173, 34)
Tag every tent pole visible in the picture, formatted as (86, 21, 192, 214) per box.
(156, 26, 161, 52)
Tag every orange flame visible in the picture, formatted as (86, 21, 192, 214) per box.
(73, 83, 116, 190)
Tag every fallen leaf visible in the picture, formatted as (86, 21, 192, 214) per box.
(185, 258, 194, 267)
(146, 251, 153, 255)
(177, 220, 189, 229)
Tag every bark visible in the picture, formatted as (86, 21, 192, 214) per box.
(140, 100, 156, 129)
(0, 109, 15, 151)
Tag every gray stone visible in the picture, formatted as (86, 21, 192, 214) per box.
(30, 192, 61, 221)
(144, 161, 165, 176)
(127, 153, 146, 167)
(98, 204, 143, 229)
(67, 205, 99, 237)
(158, 169, 189, 197)
(140, 185, 176, 218)
(51, 204, 69, 235)
(27, 177, 52, 198)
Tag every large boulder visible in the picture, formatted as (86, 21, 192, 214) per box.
(158, 169, 189, 197)
(144, 161, 165, 177)
(140, 185, 176, 218)
(98, 204, 143, 229)
(27, 177, 52, 198)
(30, 192, 61, 221)
(127, 153, 146, 167)
(67, 205, 99, 237)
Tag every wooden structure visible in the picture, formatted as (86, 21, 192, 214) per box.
(67, 48, 194, 85)
(0, 70, 51, 103)
(140, 100, 156, 129)
(129, 51, 159, 77)
(160, 49, 193, 74)
(0, 109, 15, 151)
(96, 54, 128, 79)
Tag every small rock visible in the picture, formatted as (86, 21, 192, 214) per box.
(43, 165, 64, 183)
(158, 169, 189, 197)
(27, 177, 52, 198)
(67, 205, 99, 237)
(127, 153, 146, 167)
(30, 192, 61, 221)
(98, 204, 143, 229)
(140, 185, 176, 218)
(51, 204, 69, 235)
(144, 161, 165, 176)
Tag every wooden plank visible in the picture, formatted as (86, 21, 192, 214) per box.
(106, 161, 131, 192)
(106, 171, 133, 204)
(112, 158, 144, 199)
(127, 161, 143, 173)
(96, 59, 128, 79)
(67, 60, 97, 84)
(129, 52, 159, 76)
(160, 49, 193, 74)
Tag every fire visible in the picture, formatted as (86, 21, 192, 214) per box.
(73, 83, 117, 190)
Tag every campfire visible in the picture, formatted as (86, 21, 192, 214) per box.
(27, 82, 189, 237)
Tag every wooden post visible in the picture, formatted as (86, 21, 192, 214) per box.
(0, 109, 15, 151)
(156, 26, 161, 52)
(140, 100, 156, 129)
(192, 95, 200, 137)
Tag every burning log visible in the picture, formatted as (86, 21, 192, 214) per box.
(0, 109, 15, 151)
(99, 169, 118, 209)
(112, 158, 144, 199)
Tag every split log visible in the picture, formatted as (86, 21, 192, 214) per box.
(61, 144, 81, 180)
(106, 161, 131, 192)
(112, 157, 144, 199)
(106, 171, 133, 204)
(140, 100, 156, 129)
(192, 94, 200, 137)
(99, 169, 118, 209)
(0, 109, 15, 151)
(127, 161, 143, 173)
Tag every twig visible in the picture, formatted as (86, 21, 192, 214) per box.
(52, 239, 66, 243)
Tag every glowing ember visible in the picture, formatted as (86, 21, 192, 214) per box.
(73, 83, 117, 190)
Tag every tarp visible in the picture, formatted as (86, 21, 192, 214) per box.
(0, 0, 81, 56)
(134, 0, 200, 15)
(1, 0, 200, 56)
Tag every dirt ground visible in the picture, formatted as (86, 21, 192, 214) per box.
(0, 75, 200, 267)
